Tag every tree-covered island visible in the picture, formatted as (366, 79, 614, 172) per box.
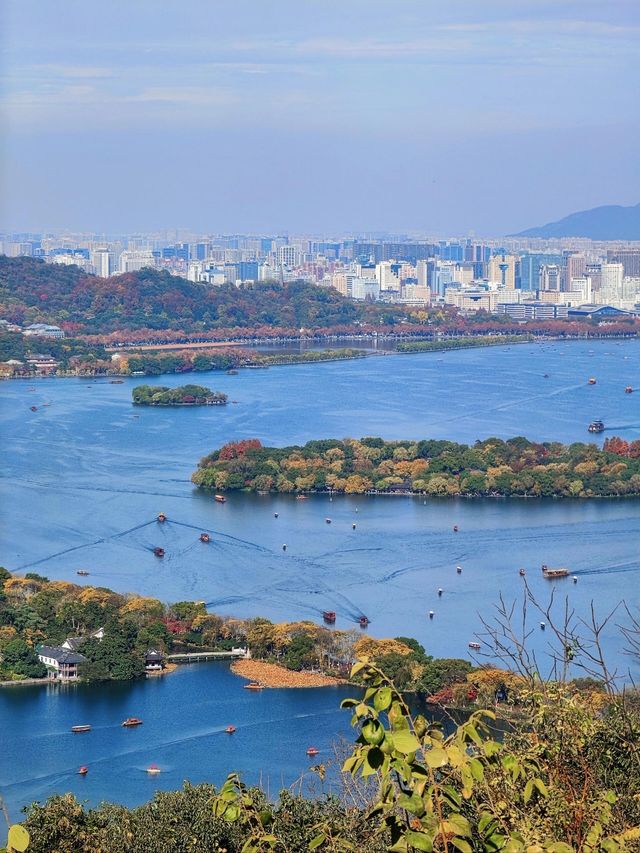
(192, 436, 640, 498)
(132, 384, 227, 406)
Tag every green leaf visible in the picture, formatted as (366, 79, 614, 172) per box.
(362, 720, 385, 746)
(523, 780, 534, 804)
(450, 838, 472, 853)
(406, 830, 433, 851)
(533, 778, 548, 797)
(391, 730, 421, 754)
(397, 793, 425, 816)
(309, 833, 326, 850)
(545, 844, 573, 853)
(424, 746, 447, 768)
(373, 686, 392, 711)
(7, 826, 29, 853)
(469, 757, 484, 781)
(224, 804, 240, 822)
(362, 746, 385, 776)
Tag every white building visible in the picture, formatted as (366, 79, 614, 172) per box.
(119, 251, 156, 273)
(24, 323, 65, 339)
(599, 263, 624, 306)
(90, 249, 114, 277)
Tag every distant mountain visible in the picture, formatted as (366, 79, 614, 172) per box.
(513, 202, 640, 240)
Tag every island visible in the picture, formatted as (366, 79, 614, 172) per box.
(192, 435, 640, 498)
(132, 384, 227, 406)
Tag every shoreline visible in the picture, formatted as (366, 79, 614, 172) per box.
(230, 658, 347, 688)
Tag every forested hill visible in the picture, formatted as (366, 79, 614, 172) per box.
(0, 256, 368, 333)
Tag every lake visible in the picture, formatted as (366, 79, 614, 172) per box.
(1, 339, 639, 815)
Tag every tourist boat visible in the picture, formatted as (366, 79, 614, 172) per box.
(519, 568, 526, 576)
(76, 570, 90, 576)
(215, 494, 226, 503)
(244, 682, 263, 691)
(78, 766, 89, 775)
(226, 369, 239, 375)
(468, 642, 481, 650)
(109, 379, 124, 384)
(325, 518, 331, 524)
(122, 717, 143, 727)
(359, 615, 369, 628)
(71, 725, 91, 733)
(322, 610, 336, 624)
(588, 419, 605, 433)
(153, 547, 165, 558)
(625, 386, 634, 394)
(296, 495, 308, 501)
(541, 564, 569, 579)
(146, 764, 161, 774)
(157, 512, 167, 523)
(588, 378, 597, 385)
(30, 405, 37, 412)
(453, 525, 459, 532)
(306, 747, 319, 757)
(199, 533, 210, 543)
(225, 725, 236, 734)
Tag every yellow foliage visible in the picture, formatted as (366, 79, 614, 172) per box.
(3, 577, 41, 599)
(120, 596, 164, 616)
(354, 637, 413, 659)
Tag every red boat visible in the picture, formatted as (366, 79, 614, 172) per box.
(322, 611, 336, 624)
(625, 386, 634, 394)
(122, 717, 143, 727)
(359, 615, 369, 628)
(78, 766, 89, 775)
(244, 682, 263, 691)
(146, 764, 161, 775)
(153, 547, 165, 558)
(225, 725, 236, 734)
(199, 532, 210, 543)
(306, 747, 319, 757)
(157, 512, 167, 523)
(519, 568, 526, 576)
(215, 494, 226, 503)
(30, 406, 38, 412)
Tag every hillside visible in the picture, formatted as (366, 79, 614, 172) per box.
(513, 202, 640, 240)
(0, 256, 370, 334)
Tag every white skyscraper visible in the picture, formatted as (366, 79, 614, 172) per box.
(90, 249, 113, 277)
(599, 262, 624, 306)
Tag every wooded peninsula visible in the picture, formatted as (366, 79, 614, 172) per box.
(192, 436, 640, 498)
(132, 384, 227, 406)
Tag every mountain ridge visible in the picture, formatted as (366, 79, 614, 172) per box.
(512, 202, 640, 240)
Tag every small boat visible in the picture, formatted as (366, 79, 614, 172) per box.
(78, 766, 89, 775)
(456, 565, 462, 574)
(573, 576, 578, 583)
(157, 512, 167, 523)
(359, 615, 369, 628)
(282, 544, 287, 551)
(122, 717, 143, 727)
(30, 406, 38, 412)
(352, 523, 356, 530)
(541, 564, 569, 579)
(199, 532, 210, 543)
(588, 378, 597, 385)
(468, 642, 481, 650)
(625, 386, 634, 394)
(296, 495, 308, 501)
(225, 725, 236, 734)
(274, 512, 278, 518)
(244, 682, 263, 691)
(231, 400, 238, 404)
(588, 419, 604, 434)
(71, 725, 91, 733)
(453, 525, 459, 532)
(325, 518, 331, 524)
(215, 494, 226, 503)
(437, 588, 443, 597)
(543, 374, 549, 379)
(76, 570, 90, 577)
(428, 611, 434, 619)
(519, 568, 526, 576)
(306, 747, 319, 757)
(322, 610, 336, 624)
(146, 764, 161, 774)
(226, 369, 239, 375)
(153, 547, 165, 558)
(109, 379, 124, 384)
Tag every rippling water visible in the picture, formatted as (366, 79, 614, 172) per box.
(1, 339, 639, 814)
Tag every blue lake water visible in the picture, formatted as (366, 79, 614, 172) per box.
(1, 339, 639, 815)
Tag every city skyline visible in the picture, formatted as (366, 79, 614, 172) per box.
(2, 0, 639, 234)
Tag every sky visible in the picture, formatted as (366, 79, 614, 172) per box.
(1, 0, 639, 236)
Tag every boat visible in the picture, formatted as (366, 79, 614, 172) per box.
(226, 369, 239, 375)
(453, 525, 459, 532)
(214, 494, 226, 503)
(588, 378, 597, 385)
(588, 419, 605, 434)
(322, 610, 336, 624)
(352, 523, 356, 530)
(359, 615, 369, 628)
(78, 766, 89, 775)
(325, 518, 331, 524)
(157, 512, 167, 523)
(122, 717, 143, 727)
(199, 532, 210, 543)
(109, 379, 124, 384)
(543, 374, 549, 379)
(625, 386, 634, 394)
(153, 547, 165, 558)
(456, 565, 462, 574)
(30, 406, 37, 412)
(146, 764, 161, 774)
(306, 747, 319, 757)
(296, 495, 308, 501)
(468, 642, 481, 650)
(519, 568, 526, 576)
(541, 564, 569, 579)
(76, 570, 90, 577)
(244, 682, 263, 691)
(71, 725, 91, 733)
(225, 725, 236, 734)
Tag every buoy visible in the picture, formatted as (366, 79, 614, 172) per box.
(437, 588, 443, 597)
(429, 610, 434, 619)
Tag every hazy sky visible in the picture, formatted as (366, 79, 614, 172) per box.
(1, 0, 638, 235)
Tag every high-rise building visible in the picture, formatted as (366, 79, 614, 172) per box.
(519, 252, 564, 291)
(539, 264, 562, 291)
(564, 252, 586, 291)
(276, 245, 299, 267)
(599, 262, 624, 305)
(607, 249, 640, 277)
(90, 249, 113, 277)
(488, 251, 517, 289)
